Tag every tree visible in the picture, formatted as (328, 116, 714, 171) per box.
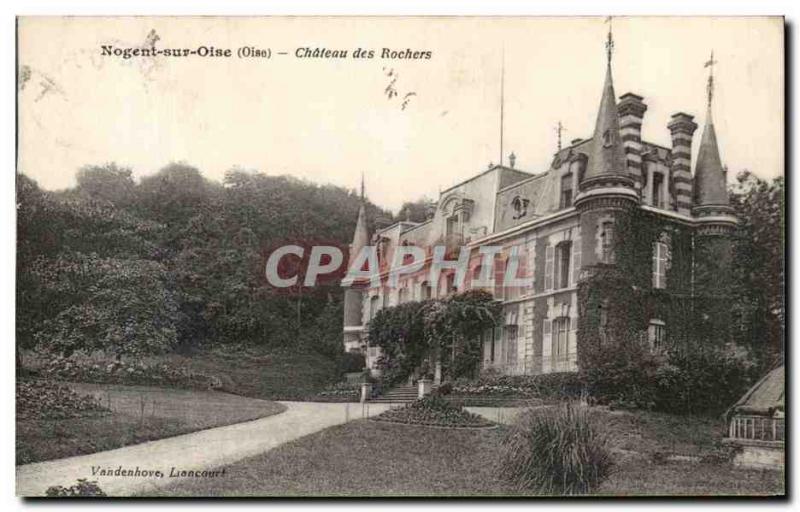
(396, 197, 435, 223)
(75, 163, 136, 206)
(729, 170, 784, 364)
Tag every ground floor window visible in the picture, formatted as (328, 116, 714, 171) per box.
(648, 319, 666, 351)
(553, 316, 569, 359)
(505, 325, 519, 365)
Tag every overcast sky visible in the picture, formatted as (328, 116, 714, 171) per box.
(18, 16, 783, 211)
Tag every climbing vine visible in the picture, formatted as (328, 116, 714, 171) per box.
(368, 290, 501, 387)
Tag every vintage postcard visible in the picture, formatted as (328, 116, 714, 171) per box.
(15, 16, 785, 498)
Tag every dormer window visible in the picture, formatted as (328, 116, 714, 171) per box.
(560, 173, 573, 208)
(652, 172, 665, 208)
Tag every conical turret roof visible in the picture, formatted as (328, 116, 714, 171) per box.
(693, 110, 729, 206)
(349, 202, 369, 260)
(584, 63, 628, 182)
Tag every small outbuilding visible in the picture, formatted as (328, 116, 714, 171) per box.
(724, 364, 784, 469)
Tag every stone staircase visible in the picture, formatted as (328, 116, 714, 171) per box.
(369, 384, 418, 404)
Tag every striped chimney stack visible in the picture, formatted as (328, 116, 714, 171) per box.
(667, 113, 699, 215)
(617, 93, 647, 190)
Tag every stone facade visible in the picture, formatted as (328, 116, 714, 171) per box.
(342, 46, 738, 376)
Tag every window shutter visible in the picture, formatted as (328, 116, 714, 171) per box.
(651, 243, 658, 288)
(543, 318, 552, 351)
(525, 240, 536, 293)
(571, 237, 581, 286)
(544, 245, 554, 291)
(494, 255, 506, 299)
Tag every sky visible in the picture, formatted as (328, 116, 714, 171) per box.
(17, 16, 783, 212)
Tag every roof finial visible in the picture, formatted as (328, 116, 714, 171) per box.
(360, 171, 365, 201)
(555, 121, 564, 151)
(704, 50, 717, 114)
(605, 16, 614, 65)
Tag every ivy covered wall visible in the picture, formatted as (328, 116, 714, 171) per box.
(577, 206, 735, 367)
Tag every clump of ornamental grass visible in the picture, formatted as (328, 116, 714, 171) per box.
(500, 402, 613, 495)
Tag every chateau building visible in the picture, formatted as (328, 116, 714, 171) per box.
(343, 34, 738, 377)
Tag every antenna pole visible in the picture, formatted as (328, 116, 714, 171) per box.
(499, 45, 505, 167)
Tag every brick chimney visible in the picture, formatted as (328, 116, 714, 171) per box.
(667, 113, 699, 215)
(618, 93, 647, 191)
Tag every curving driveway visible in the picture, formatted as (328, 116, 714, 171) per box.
(16, 401, 392, 497)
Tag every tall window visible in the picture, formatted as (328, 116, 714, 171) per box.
(505, 325, 519, 365)
(600, 221, 614, 263)
(652, 173, 664, 208)
(648, 319, 666, 351)
(369, 295, 379, 321)
(652, 241, 668, 289)
(555, 241, 572, 289)
(398, 286, 408, 304)
(553, 317, 570, 360)
(560, 173, 573, 209)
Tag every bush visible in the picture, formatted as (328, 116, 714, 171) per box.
(654, 345, 756, 415)
(338, 352, 366, 374)
(371, 395, 493, 428)
(579, 340, 756, 415)
(45, 479, 106, 497)
(500, 403, 613, 495)
(40, 356, 221, 390)
(17, 380, 108, 420)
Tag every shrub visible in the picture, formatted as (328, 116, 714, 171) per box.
(371, 395, 493, 428)
(338, 352, 366, 374)
(500, 403, 613, 495)
(654, 345, 756, 415)
(16, 380, 108, 420)
(46, 479, 106, 497)
(40, 356, 221, 390)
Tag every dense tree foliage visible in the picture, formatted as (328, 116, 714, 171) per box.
(729, 171, 785, 364)
(16, 164, 391, 362)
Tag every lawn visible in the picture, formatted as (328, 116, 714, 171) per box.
(143, 407, 784, 497)
(161, 347, 343, 400)
(16, 383, 285, 465)
(23, 346, 344, 401)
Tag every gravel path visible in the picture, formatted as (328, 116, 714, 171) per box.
(16, 401, 390, 497)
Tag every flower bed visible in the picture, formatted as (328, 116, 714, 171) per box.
(311, 382, 361, 402)
(40, 357, 221, 390)
(451, 373, 583, 401)
(17, 380, 109, 420)
(371, 395, 494, 428)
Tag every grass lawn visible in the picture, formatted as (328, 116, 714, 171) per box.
(23, 346, 344, 401)
(16, 383, 285, 465)
(144, 408, 784, 497)
(160, 347, 342, 400)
